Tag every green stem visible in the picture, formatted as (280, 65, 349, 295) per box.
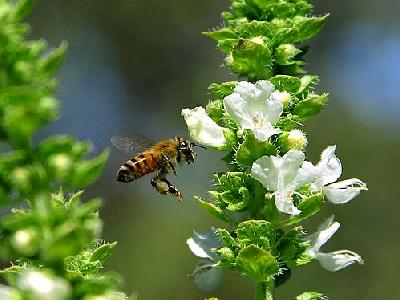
(256, 279, 274, 300)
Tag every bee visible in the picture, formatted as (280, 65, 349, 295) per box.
(111, 135, 206, 201)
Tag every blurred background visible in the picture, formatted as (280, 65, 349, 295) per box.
(28, 0, 399, 299)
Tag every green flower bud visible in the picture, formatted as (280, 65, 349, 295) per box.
(218, 247, 235, 262)
(47, 153, 72, 178)
(275, 44, 300, 65)
(10, 167, 31, 192)
(278, 129, 307, 152)
(11, 228, 38, 256)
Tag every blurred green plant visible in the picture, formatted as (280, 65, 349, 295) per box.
(182, 1, 367, 299)
(0, 0, 126, 298)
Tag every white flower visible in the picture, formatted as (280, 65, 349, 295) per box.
(251, 150, 306, 215)
(181, 107, 226, 148)
(187, 227, 221, 262)
(187, 228, 224, 292)
(298, 145, 367, 204)
(305, 216, 363, 272)
(18, 270, 71, 300)
(223, 80, 283, 141)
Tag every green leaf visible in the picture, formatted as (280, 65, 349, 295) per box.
(228, 38, 272, 81)
(295, 291, 325, 300)
(210, 172, 254, 211)
(194, 196, 230, 223)
(236, 220, 276, 250)
(217, 228, 237, 249)
(40, 41, 68, 77)
(209, 81, 237, 98)
(275, 114, 303, 131)
(276, 227, 308, 263)
(203, 28, 237, 41)
(297, 75, 319, 96)
(69, 150, 109, 188)
(293, 93, 329, 121)
(236, 245, 279, 281)
(290, 15, 329, 43)
(236, 132, 276, 168)
(273, 15, 329, 45)
(270, 75, 301, 94)
(279, 194, 324, 227)
(91, 242, 118, 263)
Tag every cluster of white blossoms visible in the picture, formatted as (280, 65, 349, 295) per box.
(182, 79, 367, 272)
(182, 80, 367, 216)
(182, 80, 286, 147)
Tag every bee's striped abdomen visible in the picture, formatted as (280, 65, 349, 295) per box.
(117, 152, 159, 183)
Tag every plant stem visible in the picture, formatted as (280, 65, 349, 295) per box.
(256, 279, 274, 300)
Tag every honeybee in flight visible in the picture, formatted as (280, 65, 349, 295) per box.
(111, 135, 206, 201)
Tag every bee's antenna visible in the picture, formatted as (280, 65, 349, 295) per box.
(191, 142, 207, 150)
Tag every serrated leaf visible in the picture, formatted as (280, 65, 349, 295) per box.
(194, 196, 230, 223)
(236, 132, 276, 168)
(270, 75, 301, 94)
(237, 220, 276, 250)
(209, 82, 237, 98)
(298, 75, 319, 96)
(274, 15, 329, 45)
(236, 245, 279, 281)
(293, 93, 329, 121)
(217, 229, 237, 249)
(91, 242, 117, 263)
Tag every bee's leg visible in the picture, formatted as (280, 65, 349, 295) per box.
(161, 154, 177, 176)
(150, 171, 182, 201)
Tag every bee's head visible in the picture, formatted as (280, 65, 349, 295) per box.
(176, 136, 206, 164)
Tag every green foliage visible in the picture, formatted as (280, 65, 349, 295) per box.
(205, 0, 328, 79)
(0, 0, 125, 298)
(236, 132, 277, 168)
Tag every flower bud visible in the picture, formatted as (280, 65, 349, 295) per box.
(275, 44, 300, 65)
(48, 153, 72, 178)
(10, 167, 31, 192)
(19, 271, 71, 300)
(11, 228, 38, 256)
(278, 129, 307, 152)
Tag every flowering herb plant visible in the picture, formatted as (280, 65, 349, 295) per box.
(0, 1, 127, 299)
(182, 0, 367, 299)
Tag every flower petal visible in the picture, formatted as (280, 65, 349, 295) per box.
(186, 228, 222, 261)
(316, 145, 342, 186)
(315, 250, 363, 272)
(305, 215, 340, 254)
(223, 92, 253, 128)
(323, 178, 367, 204)
(274, 189, 301, 215)
(295, 161, 319, 188)
(181, 107, 226, 147)
(253, 123, 282, 142)
(265, 91, 284, 123)
(251, 150, 305, 192)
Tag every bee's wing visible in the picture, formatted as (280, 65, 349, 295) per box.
(111, 135, 154, 155)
